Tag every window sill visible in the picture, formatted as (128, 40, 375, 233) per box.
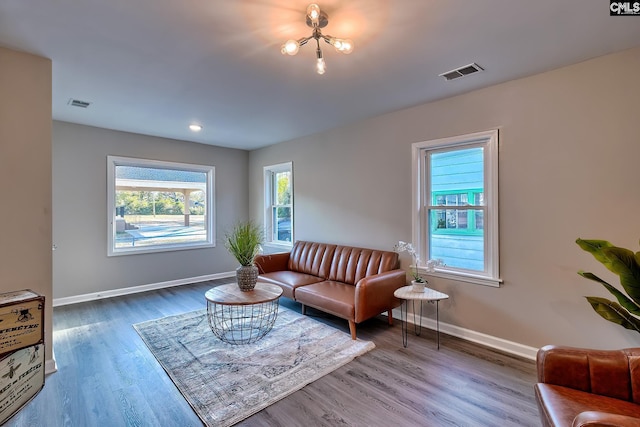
(108, 241, 215, 257)
(262, 242, 292, 254)
(416, 266, 502, 288)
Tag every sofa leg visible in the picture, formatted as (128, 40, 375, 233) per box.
(301, 304, 306, 315)
(387, 309, 393, 325)
(348, 321, 356, 340)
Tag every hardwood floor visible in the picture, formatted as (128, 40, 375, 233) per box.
(6, 279, 540, 427)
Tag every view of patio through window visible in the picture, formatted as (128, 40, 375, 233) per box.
(108, 157, 215, 255)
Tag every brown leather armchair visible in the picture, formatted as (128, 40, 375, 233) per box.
(534, 345, 640, 427)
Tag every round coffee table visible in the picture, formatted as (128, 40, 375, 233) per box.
(205, 282, 283, 345)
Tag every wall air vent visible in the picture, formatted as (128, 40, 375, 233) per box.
(67, 98, 91, 108)
(439, 63, 484, 81)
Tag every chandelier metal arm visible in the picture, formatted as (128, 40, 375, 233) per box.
(320, 34, 333, 45)
(298, 36, 313, 47)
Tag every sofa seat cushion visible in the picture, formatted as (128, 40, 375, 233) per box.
(294, 281, 355, 321)
(258, 271, 324, 299)
(535, 383, 640, 427)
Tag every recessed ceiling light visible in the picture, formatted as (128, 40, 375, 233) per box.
(189, 124, 202, 132)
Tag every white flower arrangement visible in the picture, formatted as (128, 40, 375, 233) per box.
(394, 240, 444, 283)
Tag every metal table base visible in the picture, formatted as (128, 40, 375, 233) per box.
(394, 285, 449, 350)
(399, 299, 442, 349)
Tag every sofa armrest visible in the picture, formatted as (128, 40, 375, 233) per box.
(255, 252, 290, 274)
(354, 269, 406, 322)
(572, 411, 640, 427)
(537, 345, 640, 402)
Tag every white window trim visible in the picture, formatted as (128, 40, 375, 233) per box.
(411, 130, 501, 287)
(263, 162, 293, 249)
(107, 155, 215, 256)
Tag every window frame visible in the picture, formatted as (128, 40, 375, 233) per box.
(263, 162, 294, 250)
(107, 155, 215, 256)
(412, 130, 501, 287)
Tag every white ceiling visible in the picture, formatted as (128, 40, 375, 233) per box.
(1, 1, 639, 150)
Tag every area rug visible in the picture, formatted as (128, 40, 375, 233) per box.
(133, 307, 375, 427)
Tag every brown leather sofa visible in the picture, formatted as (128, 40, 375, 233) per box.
(534, 345, 640, 427)
(254, 240, 406, 340)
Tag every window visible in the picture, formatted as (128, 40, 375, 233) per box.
(264, 162, 293, 248)
(107, 156, 215, 256)
(412, 130, 500, 287)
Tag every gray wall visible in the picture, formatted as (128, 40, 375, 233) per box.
(0, 47, 53, 363)
(249, 47, 640, 351)
(53, 122, 248, 299)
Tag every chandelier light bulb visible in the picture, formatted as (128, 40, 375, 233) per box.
(316, 57, 326, 75)
(281, 39, 300, 55)
(307, 4, 321, 22)
(339, 39, 354, 54)
(329, 38, 354, 54)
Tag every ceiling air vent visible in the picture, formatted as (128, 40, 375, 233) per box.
(439, 63, 484, 81)
(67, 98, 91, 108)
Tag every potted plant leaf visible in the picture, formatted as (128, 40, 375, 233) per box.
(576, 238, 640, 333)
(225, 221, 263, 291)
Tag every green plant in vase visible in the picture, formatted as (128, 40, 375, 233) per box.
(225, 221, 263, 291)
(576, 238, 640, 333)
(394, 241, 443, 292)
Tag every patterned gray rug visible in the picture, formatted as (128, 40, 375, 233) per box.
(134, 307, 375, 427)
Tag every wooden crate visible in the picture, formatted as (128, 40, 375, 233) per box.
(0, 344, 45, 425)
(0, 290, 44, 357)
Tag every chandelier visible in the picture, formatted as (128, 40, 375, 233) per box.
(281, 4, 354, 75)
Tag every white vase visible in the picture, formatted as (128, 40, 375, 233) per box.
(411, 280, 425, 292)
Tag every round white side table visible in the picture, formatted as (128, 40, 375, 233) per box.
(394, 285, 449, 349)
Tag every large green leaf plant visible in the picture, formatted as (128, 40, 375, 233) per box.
(576, 238, 640, 333)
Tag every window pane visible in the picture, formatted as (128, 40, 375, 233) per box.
(429, 209, 484, 270)
(431, 148, 484, 195)
(275, 171, 291, 205)
(429, 147, 484, 272)
(109, 159, 213, 255)
(272, 207, 291, 242)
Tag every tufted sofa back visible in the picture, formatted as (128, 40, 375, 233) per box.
(288, 241, 399, 285)
(537, 345, 640, 403)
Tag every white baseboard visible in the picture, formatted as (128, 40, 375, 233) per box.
(45, 344, 57, 375)
(51, 275, 537, 361)
(52, 271, 235, 307)
(45, 358, 57, 375)
(391, 307, 538, 361)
